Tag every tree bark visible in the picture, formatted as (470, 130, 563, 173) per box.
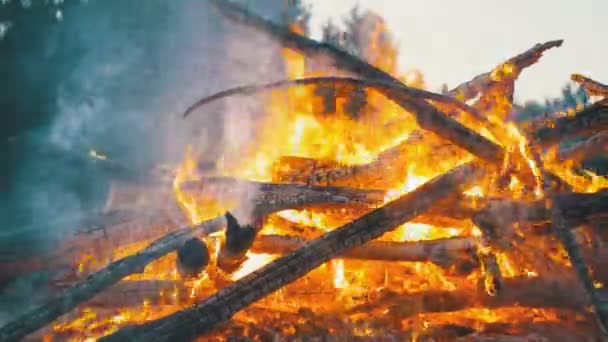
(101, 161, 485, 341)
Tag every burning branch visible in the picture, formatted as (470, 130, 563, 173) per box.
(183, 76, 485, 123)
(530, 98, 608, 146)
(252, 235, 478, 271)
(101, 161, 486, 341)
(571, 74, 608, 98)
(551, 200, 608, 335)
(448, 40, 564, 101)
(180, 176, 386, 212)
(558, 132, 608, 163)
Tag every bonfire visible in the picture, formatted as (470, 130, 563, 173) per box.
(1, 0, 608, 341)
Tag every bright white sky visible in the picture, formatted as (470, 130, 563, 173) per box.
(305, 0, 608, 103)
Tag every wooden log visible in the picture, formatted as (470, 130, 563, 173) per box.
(0, 216, 226, 342)
(529, 99, 608, 146)
(571, 74, 608, 98)
(54, 280, 190, 308)
(251, 235, 478, 270)
(176, 238, 211, 278)
(205, 1, 505, 164)
(183, 77, 486, 124)
(558, 131, 608, 163)
(270, 138, 463, 188)
(101, 161, 486, 341)
(551, 200, 608, 335)
(349, 275, 608, 320)
(448, 40, 563, 102)
(180, 176, 387, 211)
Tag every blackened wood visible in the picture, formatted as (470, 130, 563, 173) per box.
(181, 176, 385, 215)
(101, 161, 485, 341)
(177, 238, 211, 278)
(183, 77, 485, 124)
(552, 200, 608, 335)
(558, 131, 608, 163)
(217, 213, 258, 274)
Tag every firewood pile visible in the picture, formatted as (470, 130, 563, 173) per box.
(2, 1, 608, 341)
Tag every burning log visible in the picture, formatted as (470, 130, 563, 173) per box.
(100, 161, 486, 341)
(270, 140, 461, 188)
(53, 280, 190, 308)
(183, 77, 486, 124)
(551, 201, 608, 334)
(558, 131, 608, 163)
(448, 41, 563, 102)
(177, 238, 211, 278)
(206, 1, 506, 164)
(571, 74, 608, 98)
(530, 98, 608, 146)
(0, 216, 226, 341)
(468, 190, 608, 244)
(251, 235, 478, 272)
(180, 176, 386, 212)
(349, 275, 608, 323)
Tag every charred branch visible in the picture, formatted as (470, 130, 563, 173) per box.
(551, 201, 608, 335)
(448, 40, 563, 102)
(571, 74, 608, 98)
(558, 131, 608, 163)
(180, 176, 386, 213)
(530, 99, 608, 146)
